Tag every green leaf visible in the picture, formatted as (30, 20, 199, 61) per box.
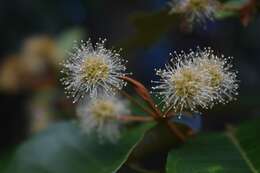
(5, 121, 153, 173)
(0, 148, 14, 173)
(5, 117, 260, 173)
(233, 118, 260, 172)
(116, 122, 190, 173)
(167, 118, 260, 173)
(167, 133, 250, 173)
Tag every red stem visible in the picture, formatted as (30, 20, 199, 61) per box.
(121, 76, 161, 117)
(117, 89, 158, 120)
(117, 115, 153, 122)
(121, 76, 187, 142)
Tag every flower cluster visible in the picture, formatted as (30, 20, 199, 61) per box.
(61, 39, 131, 142)
(169, 0, 220, 26)
(152, 47, 238, 113)
(195, 48, 239, 105)
(60, 39, 129, 103)
(77, 95, 130, 142)
(61, 39, 239, 141)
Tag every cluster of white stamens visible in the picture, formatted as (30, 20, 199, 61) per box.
(152, 47, 238, 113)
(195, 48, 239, 105)
(76, 95, 130, 142)
(169, 0, 220, 26)
(60, 39, 129, 103)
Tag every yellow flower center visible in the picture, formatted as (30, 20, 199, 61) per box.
(171, 68, 202, 98)
(189, 0, 206, 10)
(82, 57, 109, 84)
(90, 100, 116, 119)
(208, 65, 223, 88)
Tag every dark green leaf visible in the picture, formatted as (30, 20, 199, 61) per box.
(167, 118, 260, 173)
(234, 118, 260, 172)
(116, 122, 190, 173)
(167, 133, 250, 173)
(6, 121, 152, 173)
(0, 148, 15, 173)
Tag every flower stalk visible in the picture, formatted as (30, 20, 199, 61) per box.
(117, 115, 153, 122)
(120, 76, 188, 143)
(120, 76, 161, 119)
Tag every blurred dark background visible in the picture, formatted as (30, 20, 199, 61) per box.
(0, 0, 259, 157)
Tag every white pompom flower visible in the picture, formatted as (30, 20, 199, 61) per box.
(195, 47, 239, 105)
(60, 39, 130, 103)
(169, 0, 220, 25)
(152, 51, 214, 113)
(76, 95, 130, 143)
(152, 47, 239, 114)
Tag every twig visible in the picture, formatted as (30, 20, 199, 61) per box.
(165, 120, 186, 142)
(163, 105, 175, 118)
(118, 89, 158, 120)
(121, 76, 187, 142)
(121, 76, 161, 118)
(117, 115, 153, 122)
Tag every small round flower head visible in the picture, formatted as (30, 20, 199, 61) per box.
(195, 47, 239, 105)
(60, 39, 129, 103)
(77, 95, 130, 143)
(152, 51, 213, 113)
(169, 0, 220, 25)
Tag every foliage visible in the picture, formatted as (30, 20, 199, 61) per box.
(5, 122, 153, 173)
(4, 118, 260, 173)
